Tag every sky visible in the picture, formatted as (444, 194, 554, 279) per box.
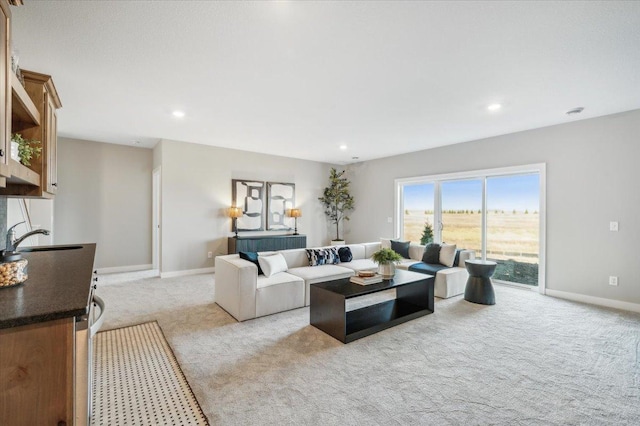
(403, 174, 540, 212)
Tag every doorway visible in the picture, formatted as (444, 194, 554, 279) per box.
(152, 167, 161, 273)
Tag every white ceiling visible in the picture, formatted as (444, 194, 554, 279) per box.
(11, 1, 640, 164)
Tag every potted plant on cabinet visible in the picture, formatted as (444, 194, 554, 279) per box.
(318, 167, 354, 245)
(11, 133, 41, 166)
(371, 247, 403, 279)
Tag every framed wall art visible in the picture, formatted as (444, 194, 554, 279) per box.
(266, 182, 295, 231)
(232, 179, 265, 231)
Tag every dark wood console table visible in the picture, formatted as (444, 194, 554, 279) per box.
(228, 234, 307, 254)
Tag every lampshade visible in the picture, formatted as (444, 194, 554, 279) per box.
(288, 208, 302, 218)
(228, 207, 243, 218)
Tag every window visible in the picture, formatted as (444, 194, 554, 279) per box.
(396, 164, 545, 290)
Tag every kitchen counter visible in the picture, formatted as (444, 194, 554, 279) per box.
(0, 243, 96, 329)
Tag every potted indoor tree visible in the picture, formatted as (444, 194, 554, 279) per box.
(318, 167, 354, 245)
(371, 247, 403, 279)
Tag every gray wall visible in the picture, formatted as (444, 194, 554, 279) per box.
(156, 139, 335, 273)
(347, 109, 640, 304)
(55, 137, 153, 269)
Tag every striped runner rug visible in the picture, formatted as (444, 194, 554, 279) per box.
(91, 321, 208, 425)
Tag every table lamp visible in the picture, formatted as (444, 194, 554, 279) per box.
(288, 208, 302, 235)
(228, 207, 243, 238)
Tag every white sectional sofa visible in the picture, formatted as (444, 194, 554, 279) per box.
(380, 238, 475, 299)
(215, 239, 475, 321)
(215, 242, 380, 321)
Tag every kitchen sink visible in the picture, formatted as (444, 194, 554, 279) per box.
(19, 245, 84, 252)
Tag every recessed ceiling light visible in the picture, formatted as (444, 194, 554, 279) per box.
(487, 103, 502, 111)
(339, 145, 347, 150)
(566, 107, 584, 115)
(172, 110, 186, 118)
(132, 140, 141, 145)
(352, 157, 359, 160)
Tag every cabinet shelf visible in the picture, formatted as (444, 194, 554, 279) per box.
(11, 73, 40, 130)
(6, 159, 40, 186)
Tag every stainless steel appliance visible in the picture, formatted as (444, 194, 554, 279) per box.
(75, 287, 106, 426)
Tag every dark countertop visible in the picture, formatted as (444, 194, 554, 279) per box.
(0, 244, 96, 330)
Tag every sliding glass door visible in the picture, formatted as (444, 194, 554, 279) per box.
(401, 183, 435, 244)
(486, 174, 540, 285)
(441, 179, 483, 259)
(396, 164, 545, 289)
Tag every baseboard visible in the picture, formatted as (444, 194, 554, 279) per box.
(546, 289, 640, 314)
(96, 264, 153, 274)
(160, 267, 215, 279)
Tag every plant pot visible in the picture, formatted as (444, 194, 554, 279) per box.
(378, 262, 396, 279)
(10, 141, 19, 162)
(330, 239, 345, 246)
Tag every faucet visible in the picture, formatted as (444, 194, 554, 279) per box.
(4, 222, 51, 253)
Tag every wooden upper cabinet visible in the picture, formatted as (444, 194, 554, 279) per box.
(0, 69, 61, 197)
(0, 0, 10, 181)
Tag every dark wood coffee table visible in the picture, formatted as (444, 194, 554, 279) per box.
(310, 269, 434, 343)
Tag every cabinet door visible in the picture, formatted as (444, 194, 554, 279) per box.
(45, 92, 57, 194)
(0, 0, 10, 179)
(0, 317, 75, 425)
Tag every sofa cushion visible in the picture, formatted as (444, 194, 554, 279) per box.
(337, 258, 378, 272)
(239, 251, 264, 275)
(256, 273, 305, 318)
(288, 264, 354, 283)
(288, 264, 355, 306)
(391, 240, 411, 259)
(345, 244, 365, 260)
(409, 262, 449, 275)
(422, 243, 441, 264)
(306, 247, 339, 266)
(258, 253, 288, 277)
(338, 246, 353, 262)
(439, 244, 457, 267)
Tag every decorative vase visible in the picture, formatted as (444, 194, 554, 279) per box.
(378, 262, 396, 279)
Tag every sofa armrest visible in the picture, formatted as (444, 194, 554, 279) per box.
(214, 256, 258, 321)
(458, 250, 476, 267)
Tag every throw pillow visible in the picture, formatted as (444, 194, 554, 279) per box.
(422, 243, 441, 264)
(338, 246, 353, 263)
(257, 253, 288, 277)
(239, 251, 264, 275)
(306, 247, 340, 266)
(439, 243, 457, 267)
(453, 249, 462, 267)
(390, 240, 411, 259)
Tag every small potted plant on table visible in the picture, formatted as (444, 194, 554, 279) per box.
(371, 247, 403, 279)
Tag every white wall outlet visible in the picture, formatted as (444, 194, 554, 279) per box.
(609, 221, 619, 231)
(387, 217, 393, 223)
(207, 251, 213, 259)
(609, 276, 618, 286)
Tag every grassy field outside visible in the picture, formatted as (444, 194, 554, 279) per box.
(403, 210, 539, 285)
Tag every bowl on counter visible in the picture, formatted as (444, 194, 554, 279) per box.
(0, 258, 28, 288)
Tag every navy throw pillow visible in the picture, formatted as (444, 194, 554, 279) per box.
(391, 240, 411, 259)
(239, 251, 264, 275)
(422, 243, 441, 264)
(338, 246, 353, 263)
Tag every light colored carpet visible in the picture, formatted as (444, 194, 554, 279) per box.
(96, 273, 640, 425)
(92, 321, 208, 425)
